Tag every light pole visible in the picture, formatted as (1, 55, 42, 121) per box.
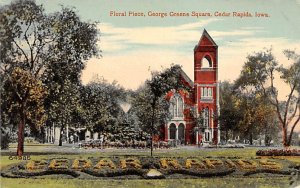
(120, 102, 132, 143)
(120, 102, 131, 122)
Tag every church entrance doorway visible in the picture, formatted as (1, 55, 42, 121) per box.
(178, 123, 185, 144)
(169, 123, 176, 139)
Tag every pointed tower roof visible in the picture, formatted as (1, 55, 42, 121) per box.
(194, 29, 217, 51)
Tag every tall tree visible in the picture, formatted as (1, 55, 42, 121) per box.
(0, 0, 99, 154)
(234, 91, 268, 145)
(219, 81, 241, 143)
(79, 77, 125, 138)
(2, 68, 47, 152)
(131, 84, 169, 141)
(43, 6, 98, 146)
(0, 1, 53, 156)
(44, 79, 79, 145)
(132, 65, 190, 156)
(236, 48, 300, 146)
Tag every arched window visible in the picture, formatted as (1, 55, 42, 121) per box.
(169, 103, 174, 118)
(201, 55, 212, 68)
(202, 107, 209, 128)
(177, 96, 183, 117)
(169, 94, 184, 119)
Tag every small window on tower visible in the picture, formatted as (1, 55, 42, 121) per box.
(201, 55, 213, 68)
(202, 107, 209, 128)
(201, 87, 213, 99)
(208, 88, 212, 97)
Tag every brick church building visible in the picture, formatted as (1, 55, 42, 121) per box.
(162, 29, 220, 145)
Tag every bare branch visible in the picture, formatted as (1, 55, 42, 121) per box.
(0, 66, 23, 102)
(32, 35, 58, 66)
(23, 20, 34, 67)
(287, 99, 299, 125)
(12, 39, 29, 63)
(269, 69, 285, 126)
(283, 84, 296, 124)
(287, 109, 300, 145)
(32, 22, 38, 51)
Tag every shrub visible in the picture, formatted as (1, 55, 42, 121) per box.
(1, 133, 10, 150)
(256, 149, 300, 156)
(1, 127, 10, 150)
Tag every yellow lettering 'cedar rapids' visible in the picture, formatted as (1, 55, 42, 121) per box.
(26, 158, 282, 171)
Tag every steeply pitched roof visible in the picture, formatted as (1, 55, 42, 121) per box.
(194, 29, 218, 51)
(179, 68, 193, 88)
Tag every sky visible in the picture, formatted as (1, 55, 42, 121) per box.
(1, 0, 299, 91)
(0, 0, 300, 89)
(1, 0, 299, 133)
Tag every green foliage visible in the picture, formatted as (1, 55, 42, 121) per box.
(79, 77, 125, 134)
(41, 5, 99, 146)
(235, 48, 300, 146)
(236, 48, 278, 88)
(131, 65, 190, 135)
(131, 64, 191, 155)
(219, 79, 279, 145)
(131, 84, 169, 135)
(1, 127, 10, 150)
(3, 67, 47, 128)
(219, 81, 242, 142)
(0, 0, 99, 152)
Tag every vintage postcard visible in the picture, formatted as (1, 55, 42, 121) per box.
(0, 0, 299, 187)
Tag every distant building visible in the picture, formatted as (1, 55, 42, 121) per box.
(162, 29, 220, 145)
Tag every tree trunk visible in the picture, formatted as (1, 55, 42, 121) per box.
(59, 124, 64, 146)
(150, 132, 154, 156)
(249, 133, 253, 145)
(282, 125, 288, 147)
(150, 100, 156, 157)
(225, 129, 228, 143)
(150, 116, 154, 157)
(17, 112, 25, 157)
(264, 126, 270, 146)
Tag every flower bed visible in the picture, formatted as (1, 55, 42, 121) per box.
(204, 144, 245, 149)
(256, 149, 300, 156)
(1, 156, 297, 179)
(79, 140, 171, 149)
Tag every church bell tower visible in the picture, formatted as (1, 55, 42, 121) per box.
(194, 29, 220, 145)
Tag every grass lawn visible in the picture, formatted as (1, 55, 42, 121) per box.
(1, 144, 299, 188)
(1, 177, 292, 188)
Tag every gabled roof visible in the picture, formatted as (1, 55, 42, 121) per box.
(194, 29, 217, 51)
(179, 68, 193, 88)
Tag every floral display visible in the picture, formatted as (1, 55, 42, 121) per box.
(3, 157, 295, 180)
(185, 159, 206, 169)
(71, 159, 92, 170)
(236, 159, 257, 170)
(94, 159, 116, 169)
(259, 160, 282, 170)
(203, 159, 223, 169)
(48, 159, 69, 170)
(160, 158, 181, 169)
(26, 160, 47, 171)
(120, 158, 142, 169)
